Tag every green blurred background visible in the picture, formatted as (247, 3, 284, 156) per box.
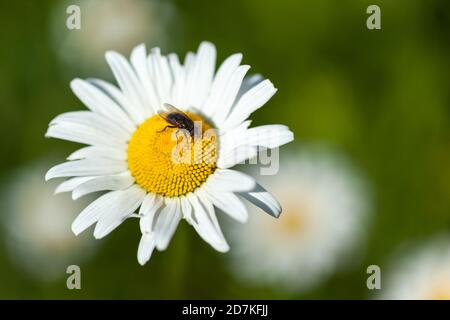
(0, 0, 449, 299)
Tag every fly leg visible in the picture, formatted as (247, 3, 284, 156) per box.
(157, 125, 178, 133)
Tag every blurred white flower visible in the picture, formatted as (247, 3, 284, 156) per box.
(0, 161, 96, 281)
(228, 147, 370, 292)
(380, 235, 450, 300)
(51, 0, 178, 75)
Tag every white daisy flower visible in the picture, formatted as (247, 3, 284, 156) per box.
(228, 148, 369, 291)
(380, 235, 450, 300)
(52, 0, 177, 75)
(0, 161, 96, 281)
(45, 41, 294, 265)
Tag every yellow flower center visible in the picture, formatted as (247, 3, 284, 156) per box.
(276, 208, 305, 234)
(127, 112, 217, 197)
(263, 193, 312, 238)
(427, 278, 450, 300)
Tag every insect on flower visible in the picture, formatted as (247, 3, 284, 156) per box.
(158, 103, 196, 139)
(44, 41, 294, 266)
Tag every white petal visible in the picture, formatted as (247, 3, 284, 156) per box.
(72, 172, 135, 200)
(207, 168, 256, 192)
(70, 78, 136, 133)
(239, 183, 281, 218)
(67, 146, 127, 161)
(211, 65, 251, 125)
(137, 233, 156, 265)
(176, 51, 195, 105)
(92, 185, 146, 239)
(149, 48, 172, 109)
(49, 111, 130, 142)
(71, 186, 142, 235)
(154, 198, 182, 251)
(179, 196, 193, 224)
(87, 78, 142, 125)
(196, 190, 230, 252)
(217, 125, 293, 169)
(168, 53, 183, 81)
(217, 144, 258, 169)
(105, 51, 149, 124)
(168, 53, 186, 106)
(216, 120, 252, 164)
(72, 192, 118, 236)
(45, 122, 126, 148)
(236, 74, 264, 102)
(203, 183, 248, 223)
(222, 79, 277, 130)
(45, 159, 126, 180)
(139, 193, 163, 233)
(202, 53, 242, 118)
(187, 193, 229, 253)
(183, 52, 195, 82)
(55, 177, 95, 194)
(218, 119, 252, 144)
(130, 44, 159, 114)
(185, 41, 216, 108)
(240, 125, 294, 149)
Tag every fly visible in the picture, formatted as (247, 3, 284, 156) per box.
(158, 103, 195, 138)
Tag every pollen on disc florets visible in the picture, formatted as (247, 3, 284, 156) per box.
(127, 112, 218, 197)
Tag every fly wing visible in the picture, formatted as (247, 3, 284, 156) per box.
(158, 103, 189, 117)
(158, 103, 192, 127)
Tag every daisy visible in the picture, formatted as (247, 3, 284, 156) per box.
(0, 161, 96, 281)
(228, 148, 369, 291)
(45, 41, 294, 265)
(379, 235, 450, 300)
(52, 0, 177, 75)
